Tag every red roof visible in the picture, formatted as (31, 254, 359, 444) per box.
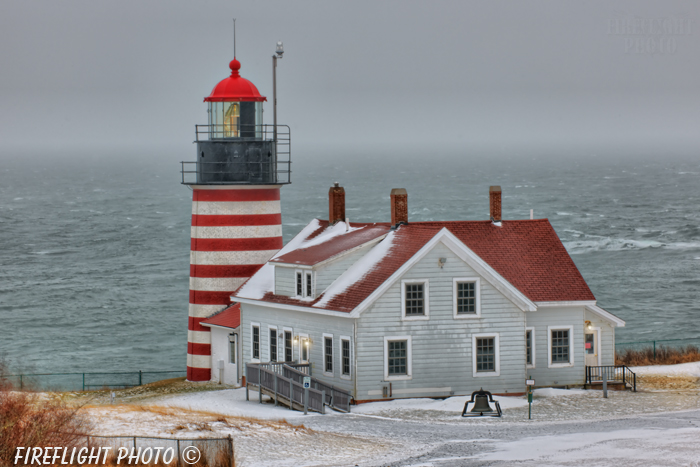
(202, 303, 241, 329)
(234, 219, 595, 313)
(271, 224, 391, 265)
(204, 59, 267, 102)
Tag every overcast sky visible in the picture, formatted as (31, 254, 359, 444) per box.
(1, 0, 698, 157)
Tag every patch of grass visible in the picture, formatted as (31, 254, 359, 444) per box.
(616, 345, 700, 366)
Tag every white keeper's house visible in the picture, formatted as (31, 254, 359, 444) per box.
(200, 185, 626, 401)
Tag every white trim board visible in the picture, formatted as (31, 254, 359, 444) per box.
(585, 305, 626, 327)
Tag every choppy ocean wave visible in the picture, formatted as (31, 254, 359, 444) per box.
(1, 151, 699, 373)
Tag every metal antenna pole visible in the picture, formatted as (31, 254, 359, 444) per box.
(233, 19, 236, 57)
(272, 54, 277, 144)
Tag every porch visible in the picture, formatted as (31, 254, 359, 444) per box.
(585, 365, 637, 392)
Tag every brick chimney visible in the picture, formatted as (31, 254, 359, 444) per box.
(489, 186, 502, 222)
(329, 182, 345, 224)
(390, 188, 408, 226)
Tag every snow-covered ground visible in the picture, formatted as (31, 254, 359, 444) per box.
(86, 362, 700, 466)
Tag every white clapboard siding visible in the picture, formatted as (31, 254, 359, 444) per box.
(274, 265, 296, 296)
(240, 303, 355, 394)
(525, 306, 585, 386)
(355, 242, 528, 399)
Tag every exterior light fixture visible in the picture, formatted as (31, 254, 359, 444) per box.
(228, 333, 237, 343)
(293, 335, 299, 344)
(585, 320, 592, 330)
(276, 41, 284, 58)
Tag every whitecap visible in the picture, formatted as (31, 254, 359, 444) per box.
(557, 212, 573, 216)
(13, 197, 23, 200)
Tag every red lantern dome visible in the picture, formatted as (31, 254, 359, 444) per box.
(204, 59, 267, 102)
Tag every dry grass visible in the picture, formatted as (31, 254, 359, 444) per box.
(615, 345, 700, 366)
(0, 361, 92, 467)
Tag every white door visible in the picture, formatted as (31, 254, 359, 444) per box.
(584, 330, 599, 366)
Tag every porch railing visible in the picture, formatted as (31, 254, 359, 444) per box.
(585, 365, 636, 392)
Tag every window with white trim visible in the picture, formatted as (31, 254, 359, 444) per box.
(472, 333, 500, 377)
(229, 334, 237, 364)
(453, 278, 481, 318)
(306, 272, 313, 298)
(384, 336, 412, 380)
(526, 327, 535, 368)
(341, 338, 351, 378)
(551, 330, 569, 363)
(295, 270, 314, 298)
(401, 280, 429, 320)
(296, 271, 303, 296)
(323, 334, 333, 375)
(548, 325, 574, 368)
(251, 324, 260, 361)
(284, 329, 293, 362)
(269, 328, 278, 362)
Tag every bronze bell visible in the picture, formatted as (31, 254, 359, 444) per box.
(470, 393, 494, 414)
(462, 388, 502, 417)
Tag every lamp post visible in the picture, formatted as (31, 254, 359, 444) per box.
(272, 41, 284, 145)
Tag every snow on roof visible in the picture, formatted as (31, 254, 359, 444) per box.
(313, 230, 396, 308)
(235, 219, 326, 300)
(272, 223, 390, 266)
(234, 218, 597, 312)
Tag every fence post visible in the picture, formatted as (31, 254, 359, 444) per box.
(82, 373, 85, 391)
(176, 440, 181, 467)
(289, 384, 293, 410)
(19, 375, 23, 390)
(258, 366, 262, 404)
(139, 370, 142, 386)
(274, 373, 278, 407)
(245, 365, 249, 401)
(602, 371, 608, 398)
(653, 341, 656, 360)
(228, 434, 234, 467)
(321, 390, 326, 414)
(304, 387, 308, 415)
(633, 373, 636, 392)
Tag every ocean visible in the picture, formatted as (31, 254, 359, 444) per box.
(1, 148, 699, 373)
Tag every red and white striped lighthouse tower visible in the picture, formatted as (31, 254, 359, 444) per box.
(182, 54, 290, 381)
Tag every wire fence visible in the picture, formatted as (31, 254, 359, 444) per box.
(2, 370, 186, 391)
(616, 338, 700, 352)
(76, 434, 234, 467)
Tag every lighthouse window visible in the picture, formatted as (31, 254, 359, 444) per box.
(223, 102, 240, 137)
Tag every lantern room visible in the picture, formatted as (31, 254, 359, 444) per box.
(182, 57, 290, 185)
(205, 59, 265, 139)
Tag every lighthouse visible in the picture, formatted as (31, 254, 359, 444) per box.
(182, 52, 290, 382)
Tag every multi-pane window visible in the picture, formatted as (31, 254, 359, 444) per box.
(456, 282, 476, 314)
(252, 326, 260, 360)
(526, 330, 533, 365)
(404, 283, 424, 316)
(229, 334, 236, 364)
(296, 272, 303, 296)
(284, 331, 293, 362)
(324, 337, 333, 373)
(388, 340, 408, 375)
(551, 329, 570, 363)
(476, 337, 495, 372)
(342, 339, 351, 376)
(269, 329, 278, 362)
(306, 272, 313, 298)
